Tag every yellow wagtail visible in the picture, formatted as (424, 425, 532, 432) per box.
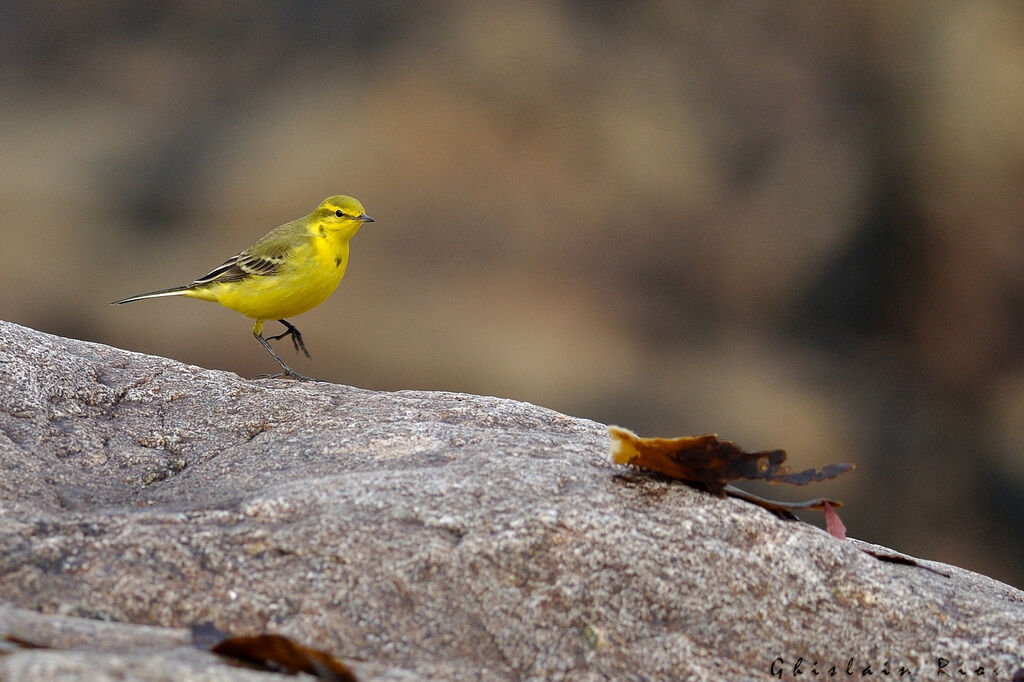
(112, 195, 374, 380)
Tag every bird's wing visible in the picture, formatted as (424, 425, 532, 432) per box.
(189, 219, 307, 286)
(190, 251, 284, 285)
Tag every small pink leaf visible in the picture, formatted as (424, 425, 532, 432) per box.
(823, 500, 847, 539)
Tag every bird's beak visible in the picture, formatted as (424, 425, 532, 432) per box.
(358, 214, 375, 223)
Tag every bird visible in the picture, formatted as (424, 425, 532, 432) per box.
(112, 195, 374, 381)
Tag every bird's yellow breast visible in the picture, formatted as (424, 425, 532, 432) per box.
(190, 224, 352, 321)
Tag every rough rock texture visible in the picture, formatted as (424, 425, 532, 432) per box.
(1, 319, 1022, 681)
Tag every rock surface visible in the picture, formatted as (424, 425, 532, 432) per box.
(0, 319, 1022, 681)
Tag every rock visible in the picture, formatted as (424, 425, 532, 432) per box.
(1, 319, 1022, 681)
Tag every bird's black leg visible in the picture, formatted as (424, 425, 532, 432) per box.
(264, 319, 311, 358)
(254, 330, 314, 381)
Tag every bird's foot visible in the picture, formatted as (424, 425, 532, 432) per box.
(254, 369, 318, 382)
(266, 319, 311, 358)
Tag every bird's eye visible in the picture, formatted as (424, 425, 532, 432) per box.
(335, 209, 344, 218)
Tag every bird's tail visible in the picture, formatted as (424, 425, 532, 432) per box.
(110, 285, 192, 305)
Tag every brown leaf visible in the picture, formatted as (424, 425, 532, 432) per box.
(609, 425, 856, 528)
(609, 426, 853, 495)
(209, 633, 359, 682)
(860, 548, 951, 578)
(2, 634, 48, 651)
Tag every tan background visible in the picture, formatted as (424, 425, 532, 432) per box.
(2, 2, 1023, 587)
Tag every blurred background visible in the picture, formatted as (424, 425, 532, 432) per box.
(2, 1, 1023, 587)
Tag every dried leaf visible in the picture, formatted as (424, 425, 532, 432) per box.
(208, 633, 359, 682)
(722, 484, 843, 514)
(609, 426, 853, 494)
(3, 635, 45, 649)
(823, 500, 847, 539)
(860, 548, 951, 578)
(1, 634, 47, 653)
(609, 425, 855, 527)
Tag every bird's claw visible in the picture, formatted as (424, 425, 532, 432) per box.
(254, 370, 317, 382)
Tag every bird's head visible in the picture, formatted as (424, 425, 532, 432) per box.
(315, 195, 375, 229)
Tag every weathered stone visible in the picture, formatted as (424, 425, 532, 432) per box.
(1, 320, 1022, 680)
